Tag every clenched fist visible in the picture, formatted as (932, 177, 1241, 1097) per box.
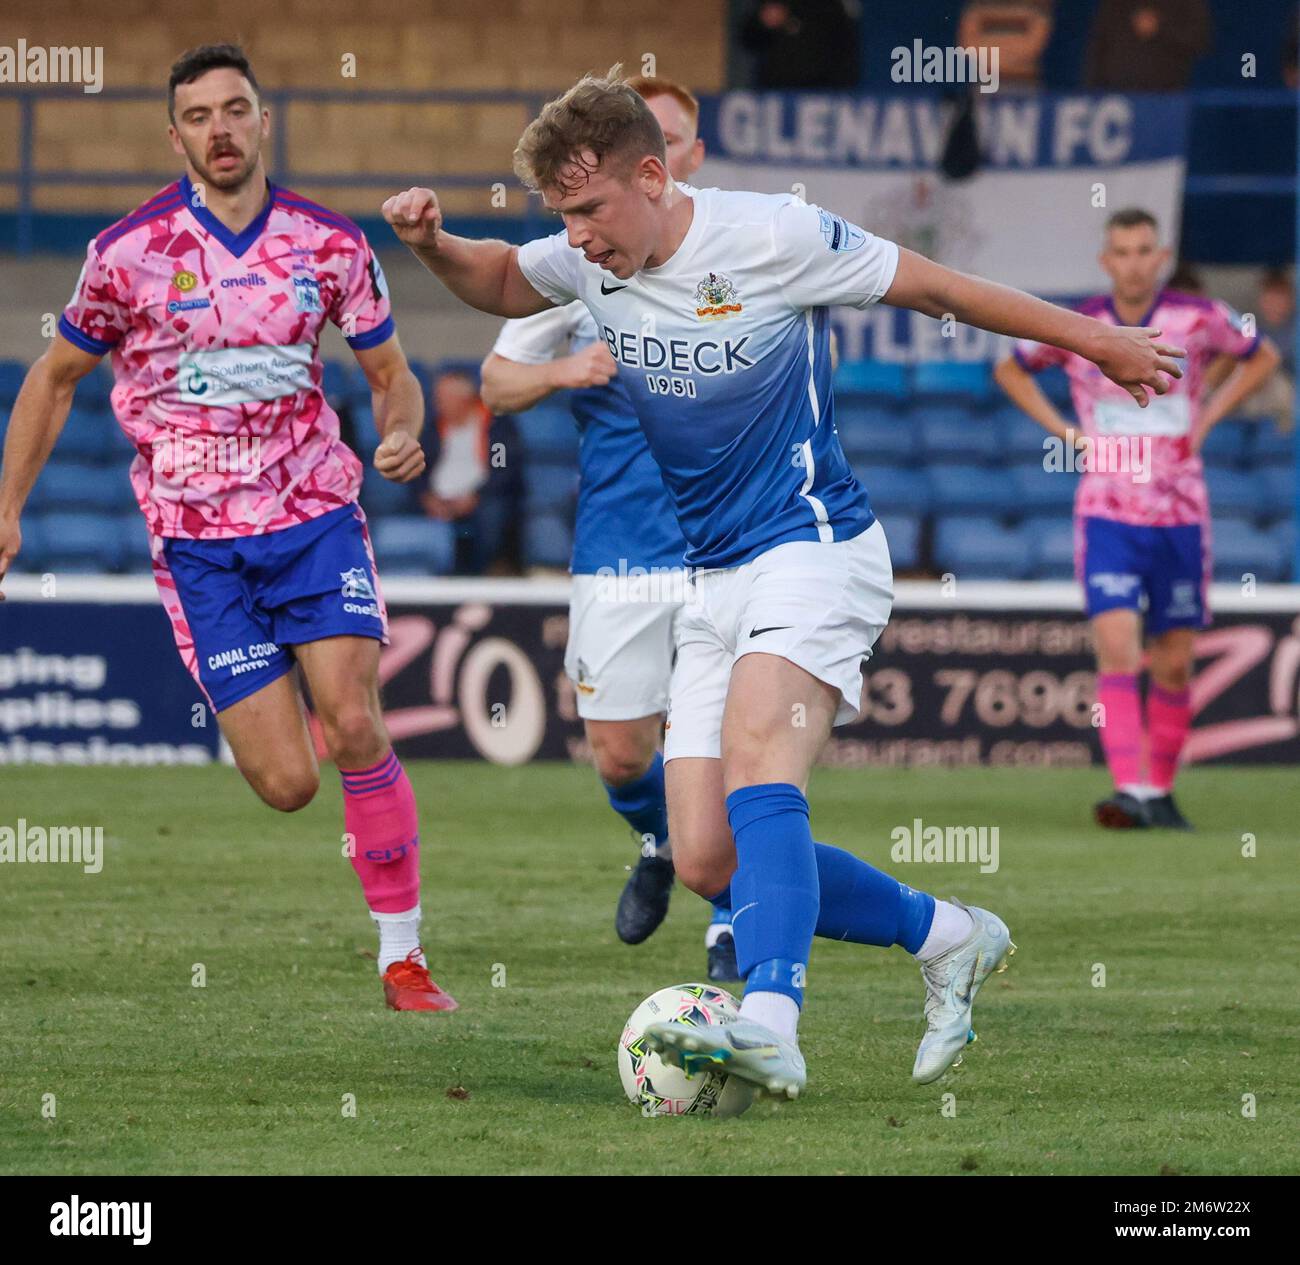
(552, 342, 618, 390)
(382, 187, 443, 252)
(374, 431, 426, 484)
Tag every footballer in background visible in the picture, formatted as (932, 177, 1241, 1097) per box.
(996, 208, 1280, 831)
(0, 44, 457, 1013)
(479, 74, 738, 982)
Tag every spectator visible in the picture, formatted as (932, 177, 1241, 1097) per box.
(738, 0, 861, 89)
(1237, 269, 1295, 433)
(1085, 0, 1210, 91)
(419, 369, 523, 573)
(957, 1, 1054, 90)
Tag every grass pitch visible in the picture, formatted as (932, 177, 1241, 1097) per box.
(0, 762, 1296, 1176)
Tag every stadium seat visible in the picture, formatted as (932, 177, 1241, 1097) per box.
(360, 467, 418, 517)
(1036, 366, 1072, 406)
(1253, 425, 1295, 464)
(1200, 419, 1253, 468)
(1025, 513, 1076, 579)
(117, 514, 154, 572)
(75, 365, 114, 410)
(36, 511, 124, 572)
(322, 359, 363, 406)
(8, 516, 45, 572)
(1204, 467, 1263, 522)
(524, 460, 578, 512)
(917, 406, 1000, 463)
(1011, 459, 1079, 515)
(879, 511, 922, 570)
(987, 405, 1050, 460)
(1211, 519, 1287, 583)
(523, 511, 574, 569)
(0, 360, 25, 408)
(927, 463, 1013, 516)
(519, 403, 580, 459)
(932, 515, 1033, 579)
(864, 465, 930, 514)
(1259, 466, 1295, 518)
(369, 516, 456, 575)
(912, 361, 991, 402)
(33, 462, 136, 513)
(835, 403, 918, 464)
(1271, 519, 1296, 580)
(57, 407, 117, 463)
(833, 360, 907, 402)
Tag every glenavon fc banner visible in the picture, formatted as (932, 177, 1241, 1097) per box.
(695, 92, 1188, 298)
(0, 579, 1297, 768)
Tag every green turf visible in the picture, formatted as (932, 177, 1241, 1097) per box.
(0, 763, 1295, 1175)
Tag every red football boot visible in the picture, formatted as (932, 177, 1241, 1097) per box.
(382, 949, 458, 1013)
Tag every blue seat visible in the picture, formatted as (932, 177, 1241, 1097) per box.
(835, 405, 917, 464)
(520, 403, 580, 459)
(1011, 459, 1079, 515)
(1205, 467, 1262, 522)
(1212, 519, 1286, 583)
(75, 366, 114, 410)
(35, 511, 123, 572)
(1200, 420, 1254, 468)
(117, 514, 154, 572)
(8, 516, 45, 572)
(880, 512, 921, 570)
(57, 407, 117, 463)
(0, 360, 25, 408)
(912, 361, 991, 402)
(370, 516, 456, 575)
(932, 516, 1033, 579)
(1258, 466, 1295, 518)
(33, 462, 134, 513)
(864, 465, 930, 514)
(322, 359, 363, 406)
(1037, 366, 1072, 406)
(1253, 425, 1295, 463)
(928, 463, 1011, 515)
(524, 461, 577, 512)
(1000, 411, 1054, 461)
(360, 467, 417, 517)
(918, 406, 1000, 462)
(833, 361, 907, 402)
(523, 511, 574, 569)
(1025, 513, 1076, 579)
(1270, 519, 1296, 580)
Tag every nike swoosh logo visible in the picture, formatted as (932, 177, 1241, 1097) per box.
(749, 625, 791, 638)
(600, 280, 628, 294)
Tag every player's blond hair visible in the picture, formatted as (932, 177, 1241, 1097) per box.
(513, 65, 667, 196)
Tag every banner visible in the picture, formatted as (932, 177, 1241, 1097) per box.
(696, 92, 1188, 305)
(2, 582, 1296, 768)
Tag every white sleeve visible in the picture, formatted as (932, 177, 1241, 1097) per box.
(490, 304, 580, 365)
(516, 229, 582, 307)
(770, 199, 900, 311)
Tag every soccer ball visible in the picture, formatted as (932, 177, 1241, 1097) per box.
(618, 983, 756, 1119)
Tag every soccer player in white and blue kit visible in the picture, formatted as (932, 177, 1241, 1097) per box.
(481, 77, 737, 980)
(383, 69, 1184, 1097)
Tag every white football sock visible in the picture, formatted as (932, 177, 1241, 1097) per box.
(704, 921, 732, 949)
(739, 990, 800, 1042)
(915, 899, 975, 961)
(1120, 783, 1158, 801)
(373, 904, 424, 973)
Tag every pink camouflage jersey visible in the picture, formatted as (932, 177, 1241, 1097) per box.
(1013, 289, 1260, 527)
(59, 174, 394, 539)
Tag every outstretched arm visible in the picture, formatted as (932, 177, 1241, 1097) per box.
(382, 186, 553, 319)
(0, 335, 102, 595)
(885, 248, 1184, 406)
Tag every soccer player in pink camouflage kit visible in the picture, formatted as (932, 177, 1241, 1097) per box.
(996, 207, 1280, 831)
(0, 44, 457, 1012)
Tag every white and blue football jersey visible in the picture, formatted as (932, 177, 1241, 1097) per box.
(517, 186, 900, 569)
(492, 304, 687, 575)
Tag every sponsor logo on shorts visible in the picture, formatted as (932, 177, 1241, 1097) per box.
(207, 641, 279, 676)
(1166, 580, 1199, 619)
(1089, 572, 1140, 598)
(574, 657, 596, 695)
(340, 567, 379, 617)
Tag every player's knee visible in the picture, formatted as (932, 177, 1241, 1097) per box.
(588, 728, 655, 786)
(673, 849, 735, 900)
(320, 704, 386, 766)
(1152, 660, 1191, 691)
(257, 768, 319, 813)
